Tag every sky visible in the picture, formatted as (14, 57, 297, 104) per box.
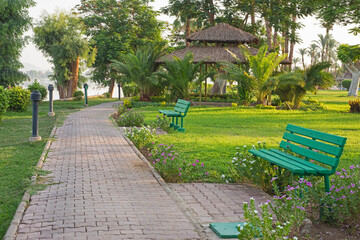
(20, 0, 359, 71)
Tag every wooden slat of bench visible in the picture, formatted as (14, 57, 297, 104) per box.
(259, 149, 318, 174)
(269, 149, 330, 175)
(286, 124, 347, 147)
(174, 107, 186, 113)
(175, 102, 189, 108)
(283, 132, 343, 157)
(279, 141, 338, 167)
(178, 99, 191, 105)
(159, 110, 181, 116)
(249, 149, 305, 174)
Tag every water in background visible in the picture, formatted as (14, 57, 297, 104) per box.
(21, 78, 123, 100)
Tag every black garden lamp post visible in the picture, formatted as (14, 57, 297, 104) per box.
(48, 84, 55, 117)
(84, 83, 88, 106)
(30, 90, 42, 142)
(118, 83, 121, 100)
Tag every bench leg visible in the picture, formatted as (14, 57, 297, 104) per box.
(174, 117, 179, 130)
(178, 117, 185, 132)
(169, 116, 175, 128)
(324, 175, 330, 193)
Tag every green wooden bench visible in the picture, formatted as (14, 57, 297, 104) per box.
(249, 124, 347, 192)
(159, 99, 191, 133)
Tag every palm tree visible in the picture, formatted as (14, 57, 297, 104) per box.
(292, 57, 300, 69)
(307, 44, 319, 66)
(278, 62, 334, 108)
(111, 47, 162, 101)
(298, 48, 307, 69)
(238, 45, 286, 104)
(313, 34, 329, 62)
(157, 52, 204, 99)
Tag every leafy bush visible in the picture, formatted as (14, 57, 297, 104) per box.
(149, 143, 209, 182)
(0, 86, 9, 121)
(124, 125, 156, 149)
(131, 96, 140, 102)
(73, 90, 84, 101)
(27, 79, 47, 100)
(231, 103, 238, 108)
(7, 86, 31, 112)
(229, 142, 293, 194)
(123, 99, 132, 108)
(160, 101, 166, 107)
(149, 115, 171, 132)
(117, 109, 144, 127)
(272, 96, 282, 106)
(342, 79, 352, 91)
(255, 104, 276, 109)
(150, 96, 166, 102)
(349, 98, 360, 113)
(103, 92, 111, 98)
(300, 98, 326, 111)
(122, 83, 140, 97)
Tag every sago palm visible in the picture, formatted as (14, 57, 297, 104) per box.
(240, 45, 286, 104)
(111, 47, 162, 101)
(157, 52, 204, 99)
(278, 62, 334, 108)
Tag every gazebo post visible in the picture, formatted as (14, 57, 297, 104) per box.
(205, 63, 208, 102)
(199, 65, 202, 106)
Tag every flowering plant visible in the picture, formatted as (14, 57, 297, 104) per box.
(238, 198, 297, 240)
(161, 101, 166, 107)
(230, 141, 293, 194)
(232, 102, 238, 108)
(124, 125, 156, 149)
(149, 143, 209, 182)
(117, 109, 144, 127)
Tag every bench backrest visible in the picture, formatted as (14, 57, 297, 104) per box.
(280, 124, 347, 174)
(174, 99, 191, 117)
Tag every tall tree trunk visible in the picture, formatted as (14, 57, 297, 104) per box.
(289, 16, 297, 70)
(273, 30, 278, 50)
(66, 57, 80, 98)
(108, 78, 115, 98)
(185, 18, 191, 47)
(250, 0, 255, 25)
(207, 0, 215, 26)
(345, 62, 360, 96)
(58, 86, 65, 99)
(265, 19, 272, 50)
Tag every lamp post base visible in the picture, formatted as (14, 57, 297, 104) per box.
(84, 104, 89, 107)
(29, 136, 42, 142)
(48, 112, 55, 117)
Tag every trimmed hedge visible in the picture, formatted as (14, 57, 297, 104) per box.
(0, 86, 9, 121)
(28, 80, 48, 100)
(7, 86, 31, 112)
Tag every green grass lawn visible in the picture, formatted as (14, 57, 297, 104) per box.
(0, 97, 117, 238)
(136, 90, 360, 181)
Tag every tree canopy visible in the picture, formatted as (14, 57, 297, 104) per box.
(33, 11, 96, 99)
(0, 0, 35, 87)
(77, 0, 166, 96)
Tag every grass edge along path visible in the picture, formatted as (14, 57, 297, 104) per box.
(0, 98, 117, 238)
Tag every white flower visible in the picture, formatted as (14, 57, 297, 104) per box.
(252, 145, 255, 149)
(233, 157, 238, 160)
(237, 224, 241, 227)
(221, 174, 225, 178)
(231, 160, 235, 163)
(268, 217, 273, 219)
(271, 230, 276, 233)
(242, 163, 246, 167)
(243, 222, 247, 226)
(250, 168, 253, 170)
(239, 227, 243, 231)
(293, 237, 298, 240)
(226, 180, 229, 183)
(277, 226, 283, 229)
(249, 160, 255, 164)
(243, 159, 247, 162)
(250, 197, 255, 200)
(243, 145, 247, 148)
(254, 210, 258, 214)
(258, 141, 261, 144)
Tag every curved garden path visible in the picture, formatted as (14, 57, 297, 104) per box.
(15, 101, 270, 240)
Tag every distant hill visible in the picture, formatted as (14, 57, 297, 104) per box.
(21, 62, 50, 72)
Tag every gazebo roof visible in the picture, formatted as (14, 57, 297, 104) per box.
(186, 23, 259, 44)
(155, 46, 291, 65)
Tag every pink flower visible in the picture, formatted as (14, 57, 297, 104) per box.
(179, 173, 182, 176)
(152, 161, 155, 165)
(196, 159, 199, 163)
(201, 163, 204, 167)
(350, 165, 355, 170)
(192, 163, 196, 166)
(205, 172, 209, 175)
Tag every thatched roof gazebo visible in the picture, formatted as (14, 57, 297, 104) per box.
(186, 23, 259, 45)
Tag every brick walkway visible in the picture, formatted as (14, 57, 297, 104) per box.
(15, 102, 271, 240)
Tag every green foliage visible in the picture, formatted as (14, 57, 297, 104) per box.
(149, 115, 171, 132)
(0, 0, 35, 87)
(349, 98, 360, 113)
(150, 96, 166, 102)
(72, 90, 84, 101)
(117, 109, 144, 127)
(33, 11, 96, 98)
(7, 86, 31, 112)
(157, 52, 204, 99)
(77, 0, 166, 90)
(342, 79, 352, 91)
(122, 83, 140, 97)
(27, 80, 48, 101)
(0, 86, 9, 121)
(124, 125, 156, 149)
(123, 99, 132, 109)
(337, 44, 360, 63)
(277, 62, 334, 108)
(111, 47, 163, 101)
(102, 92, 111, 98)
(254, 104, 276, 109)
(300, 98, 326, 111)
